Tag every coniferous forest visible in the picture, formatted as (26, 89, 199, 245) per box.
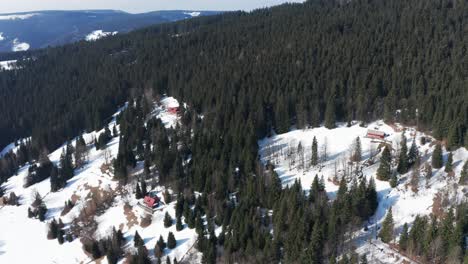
(0, 0, 468, 262)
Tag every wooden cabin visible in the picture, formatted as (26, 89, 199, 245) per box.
(144, 193, 160, 208)
(167, 106, 179, 114)
(366, 129, 385, 140)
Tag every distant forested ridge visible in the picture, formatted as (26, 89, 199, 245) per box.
(1, 0, 467, 152)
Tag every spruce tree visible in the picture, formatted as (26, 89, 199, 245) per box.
(460, 161, 468, 185)
(445, 152, 453, 173)
(311, 136, 318, 166)
(135, 183, 143, 199)
(134, 231, 144, 247)
(379, 207, 394, 243)
(352, 137, 362, 162)
(377, 146, 391, 181)
(167, 232, 177, 249)
(399, 223, 408, 251)
(176, 216, 183, 231)
(407, 139, 418, 167)
(432, 144, 443, 169)
(164, 212, 173, 228)
(397, 134, 409, 174)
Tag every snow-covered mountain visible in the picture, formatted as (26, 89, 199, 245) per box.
(0, 10, 220, 52)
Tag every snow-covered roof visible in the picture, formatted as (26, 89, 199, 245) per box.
(161, 96, 180, 108)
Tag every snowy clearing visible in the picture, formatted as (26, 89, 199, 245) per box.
(184, 12, 201, 17)
(85, 30, 118, 41)
(259, 121, 468, 263)
(0, 13, 39, 20)
(0, 60, 17, 71)
(12, 38, 30, 52)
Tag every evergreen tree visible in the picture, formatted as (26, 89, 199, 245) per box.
(407, 139, 419, 167)
(167, 232, 176, 249)
(135, 183, 143, 199)
(311, 136, 318, 166)
(432, 144, 443, 169)
(460, 161, 468, 185)
(399, 223, 409, 251)
(134, 231, 144, 248)
(379, 207, 394, 243)
(397, 134, 409, 174)
(164, 212, 173, 228)
(377, 146, 392, 181)
(351, 137, 362, 162)
(176, 216, 183, 231)
(445, 152, 453, 173)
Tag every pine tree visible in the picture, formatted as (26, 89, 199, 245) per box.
(166, 256, 172, 264)
(399, 223, 409, 251)
(445, 152, 453, 173)
(134, 231, 144, 247)
(140, 180, 148, 197)
(154, 235, 166, 258)
(377, 146, 392, 181)
(57, 229, 65, 244)
(47, 218, 59, 239)
(397, 134, 409, 174)
(311, 136, 318, 166)
(351, 137, 362, 162)
(164, 212, 173, 228)
(167, 232, 177, 249)
(389, 173, 398, 188)
(176, 216, 183, 231)
(407, 139, 419, 167)
(135, 183, 143, 199)
(432, 144, 443, 169)
(379, 207, 394, 243)
(460, 161, 468, 185)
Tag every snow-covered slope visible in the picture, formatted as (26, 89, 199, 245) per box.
(0, 10, 221, 52)
(259, 121, 468, 263)
(0, 60, 17, 70)
(0, 13, 39, 20)
(85, 30, 118, 41)
(0, 97, 200, 263)
(11, 38, 29, 51)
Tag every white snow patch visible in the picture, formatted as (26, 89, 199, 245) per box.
(12, 38, 29, 52)
(0, 60, 17, 71)
(0, 13, 39, 20)
(85, 30, 118, 41)
(0, 32, 4, 41)
(184, 12, 201, 17)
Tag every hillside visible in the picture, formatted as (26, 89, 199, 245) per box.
(0, 0, 468, 263)
(0, 97, 208, 263)
(0, 10, 219, 52)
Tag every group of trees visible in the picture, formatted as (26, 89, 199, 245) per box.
(398, 203, 468, 263)
(83, 227, 126, 264)
(47, 218, 72, 244)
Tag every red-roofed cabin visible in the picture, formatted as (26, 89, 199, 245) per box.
(167, 106, 179, 114)
(366, 129, 385, 140)
(144, 193, 160, 208)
